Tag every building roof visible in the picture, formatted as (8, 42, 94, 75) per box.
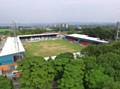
(66, 34, 109, 43)
(0, 39, 6, 50)
(0, 37, 25, 56)
(0, 36, 7, 50)
(18, 33, 59, 38)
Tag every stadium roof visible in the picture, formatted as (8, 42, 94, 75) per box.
(0, 37, 25, 56)
(66, 34, 109, 43)
(18, 33, 59, 38)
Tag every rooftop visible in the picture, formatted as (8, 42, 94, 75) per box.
(67, 34, 109, 43)
(0, 37, 25, 56)
(18, 32, 59, 38)
(0, 36, 7, 50)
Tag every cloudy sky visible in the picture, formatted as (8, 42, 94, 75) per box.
(0, 0, 120, 23)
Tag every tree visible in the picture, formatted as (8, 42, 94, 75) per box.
(82, 50, 120, 89)
(81, 26, 115, 40)
(53, 52, 74, 80)
(18, 40, 120, 89)
(81, 41, 120, 57)
(18, 56, 55, 89)
(81, 45, 99, 56)
(0, 76, 12, 89)
(57, 59, 85, 89)
(97, 53, 120, 81)
(85, 67, 115, 89)
(55, 52, 74, 59)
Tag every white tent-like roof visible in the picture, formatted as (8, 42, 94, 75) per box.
(67, 34, 109, 43)
(0, 37, 25, 56)
(18, 33, 59, 38)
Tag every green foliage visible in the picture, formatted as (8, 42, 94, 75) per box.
(18, 41, 120, 89)
(81, 27, 115, 40)
(53, 53, 74, 80)
(18, 52, 85, 89)
(82, 41, 120, 89)
(97, 53, 120, 81)
(0, 76, 12, 89)
(57, 59, 85, 89)
(81, 41, 120, 57)
(18, 56, 55, 89)
(18, 28, 47, 35)
(0, 30, 14, 36)
(0, 28, 48, 36)
(53, 53, 85, 89)
(83, 56, 97, 70)
(111, 41, 120, 49)
(85, 67, 115, 89)
(55, 52, 74, 60)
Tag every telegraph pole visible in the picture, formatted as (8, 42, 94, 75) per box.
(12, 22, 17, 37)
(12, 22, 21, 60)
(116, 22, 120, 40)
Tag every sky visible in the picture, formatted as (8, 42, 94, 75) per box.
(0, 0, 120, 24)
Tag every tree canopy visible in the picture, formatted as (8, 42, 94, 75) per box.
(0, 76, 12, 89)
(17, 41, 120, 89)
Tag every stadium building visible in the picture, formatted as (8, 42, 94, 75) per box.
(0, 37, 25, 75)
(65, 34, 108, 45)
(18, 33, 62, 42)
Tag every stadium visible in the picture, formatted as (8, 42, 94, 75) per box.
(0, 32, 108, 75)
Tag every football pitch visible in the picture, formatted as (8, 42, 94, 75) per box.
(24, 39, 84, 57)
